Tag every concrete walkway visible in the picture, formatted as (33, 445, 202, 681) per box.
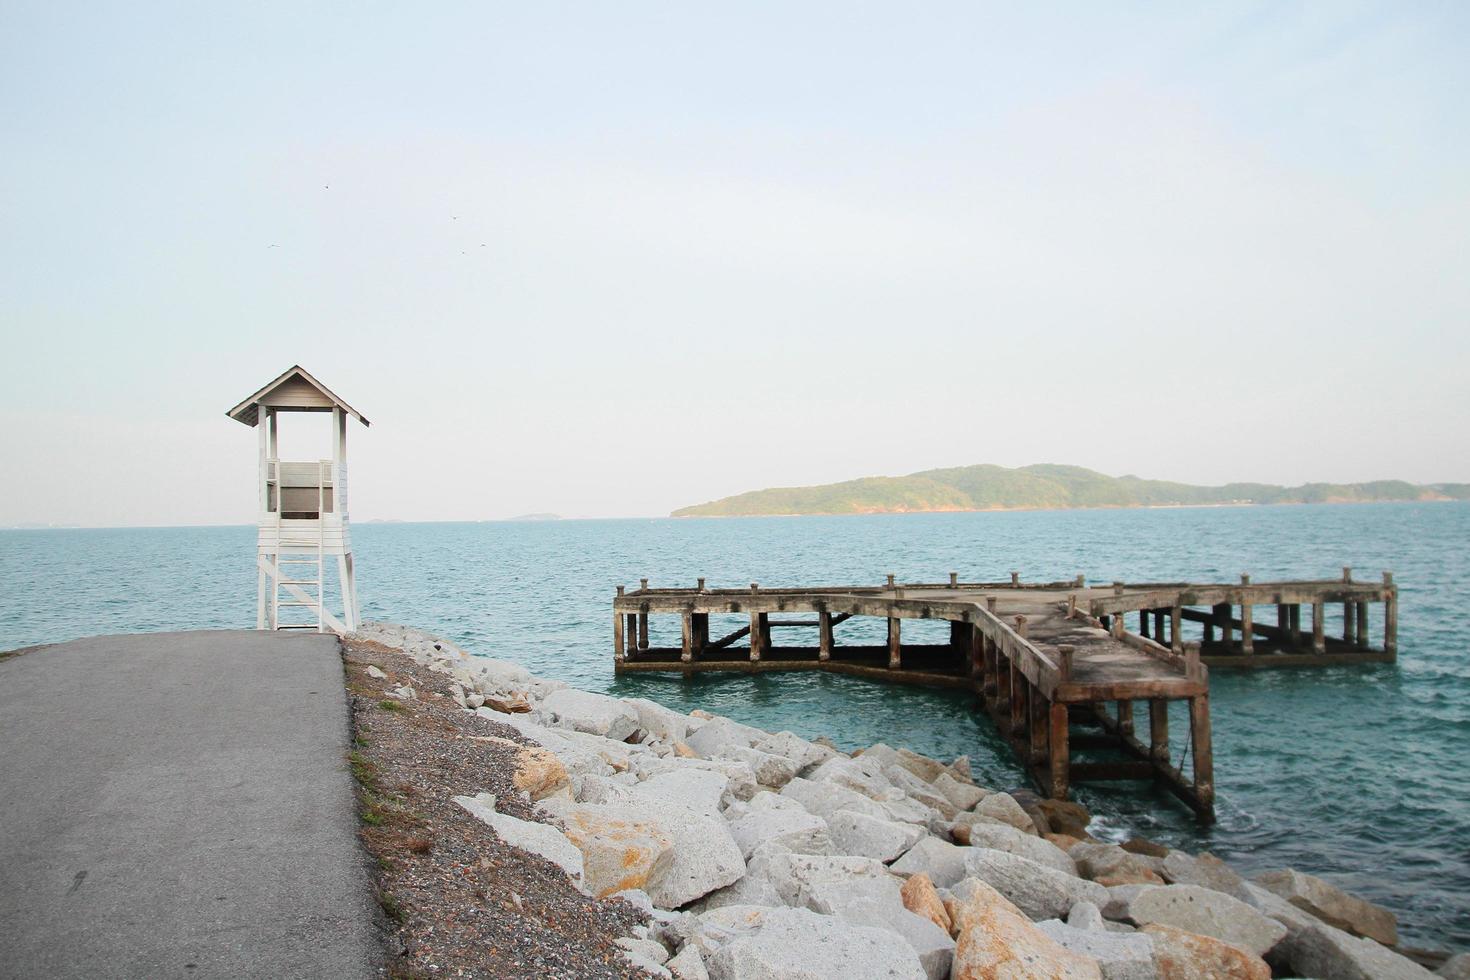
(0, 631, 380, 979)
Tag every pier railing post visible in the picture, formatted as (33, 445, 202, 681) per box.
(1057, 644, 1074, 681)
(1011, 571, 1020, 588)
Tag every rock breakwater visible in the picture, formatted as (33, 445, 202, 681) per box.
(353, 622, 1455, 979)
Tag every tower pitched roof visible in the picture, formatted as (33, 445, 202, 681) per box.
(226, 365, 370, 427)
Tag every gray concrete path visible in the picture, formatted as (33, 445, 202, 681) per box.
(0, 631, 380, 979)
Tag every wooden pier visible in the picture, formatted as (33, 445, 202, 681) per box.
(612, 570, 1398, 821)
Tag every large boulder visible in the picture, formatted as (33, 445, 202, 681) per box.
(718, 745, 798, 789)
(635, 756, 759, 802)
(781, 776, 889, 821)
(1239, 882, 1434, 980)
(1252, 868, 1397, 947)
(947, 879, 1103, 979)
(633, 767, 732, 818)
(963, 848, 1109, 921)
(752, 731, 838, 774)
(1070, 841, 1163, 886)
(625, 697, 694, 744)
(1034, 920, 1156, 980)
(727, 805, 831, 860)
(973, 792, 1038, 834)
(893, 747, 948, 784)
(805, 876, 954, 980)
(541, 689, 639, 740)
(559, 798, 744, 909)
(668, 945, 709, 980)
(1438, 953, 1470, 979)
(890, 836, 970, 889)
(1158, 851, 1247, 899)
(808, 756, 894, 802)
(883, 765, 959, 818)
(1037, 798, 1092, 838)
(704, 906, 926, 980)
(828, 810, 926, 863)
(685, 717, 761, 759)
(481, 712, 612, 779)
(1112, 884, 1286, 957)
(963, 820, 1078, 876)
(454, 793, 585, 890)
(559, 807, 675, 898)
(764, 852, 892, 909)
(1139, 923, 1268, 979)
(932, 772, 986, 811)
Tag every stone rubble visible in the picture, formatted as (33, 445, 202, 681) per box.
(355, 622, 1460, 980)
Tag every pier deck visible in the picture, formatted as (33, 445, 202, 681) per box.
(612, 570, 1398, 821)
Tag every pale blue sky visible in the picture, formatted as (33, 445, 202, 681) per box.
(2, 2, 1467, 525)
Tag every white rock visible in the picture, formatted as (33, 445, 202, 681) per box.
(541, 689, 640, 740)
(963, 848, 1109, 921)
(808, 756, 894, 801)
(1068, 900, 1107, 931)
(828, 810, 925, 863)
(1035, 920, 1157, 980)
(626, 697, 693, 744)
(962, 820, 1078, 875)
(881, 794, 939, 827)
(889, 836, 970, 889)
(560, 797, 744, 909)
(764, 852, 893, 909)
(728, 807, 831, 861)
(882, 765, 958, 818)
(803, 876, 955, 980)
(617, 935, 671, 965)
(668, 944, 710, 980)
(931, 771, 985, 811)
(1240, 882, 1434, 980)
(752, 731, 838, 774)
(717, 745, 798, 789)
(634, 756, 760, 802)
(365, 665, 387, 680)
(781, 777, 888, 821)
(972, 792, 1035, 833)
(634, 768, 732, 818)
(1114, 883, 1286, 957)
(685, 717, 761, 758)
(453, 793, 585, 890)
(705, 906, 926, 980)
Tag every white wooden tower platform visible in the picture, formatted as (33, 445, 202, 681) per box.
(227, 366, 368, 633)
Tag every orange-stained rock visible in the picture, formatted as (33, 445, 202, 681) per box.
(900, 872, 952, 934)
(474, 736, 569, 801)
(947, 879, 1102, 979)
(1142, 923, 1271, 980)
(673, 741, 699, 758)
(1046, 833, 1084, 852)
(483, 692, 532, 713)
(559, 810, 675, 898)
(1095, 868, 1165, 887)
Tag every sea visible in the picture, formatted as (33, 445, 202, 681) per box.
(3, 502, 1467, 948)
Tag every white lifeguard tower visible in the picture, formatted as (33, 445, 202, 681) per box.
(227, 366, 367, 633)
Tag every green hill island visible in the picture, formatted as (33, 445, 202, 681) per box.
(673, 463, 1470, 517)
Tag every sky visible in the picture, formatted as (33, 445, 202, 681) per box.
(2, 2, 1468, 526)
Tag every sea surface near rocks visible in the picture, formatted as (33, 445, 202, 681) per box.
(2, 502, 1468, 947)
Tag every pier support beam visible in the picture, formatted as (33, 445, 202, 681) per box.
(1312, 601, 1326, 654)
(1047, 702, 1070, 799)
(1148, 700, 1169, 763)
(888, 617, 902, 669)
(1355, 602, 1369, 650)
(749, 611, 765, 661)
(1117, 700, 1134, 737)
(638, 610, 649, 651)
(614, 612, 625, 661)
(1171, 604, 1182, 654)
(680, 608, 693, 663)
(1189, 695, 1215, 814)
(818, 609, 833, 661)
(1384, 573, 1397, 658)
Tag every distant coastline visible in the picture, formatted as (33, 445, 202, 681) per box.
(673, 463, 1470, 518)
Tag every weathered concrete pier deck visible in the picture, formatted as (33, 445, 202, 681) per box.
(612, 570, 1398, 821)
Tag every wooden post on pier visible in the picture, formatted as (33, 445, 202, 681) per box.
(888, 616, 902, 669)
(1240, 574, 1254, 654)
(1312, 600, 1326, 654)
(1149, 700, 1169, 763)
(1383, 572, 1397, 658)
(614, 610, 626, 661)
(1028, 686, 1048, 765)
(1171, 603, 1183, 654)
(1290, 604, 1302, 646)
(1214, 603, 1232, 648)
(1048, 701, 1070, 799)
(968, 621, 983, 682)
(818, 608, 833, 661)
(1140, 610, 1150, 638)
(1153, 610, 1166, 645)
(1342, 567, 1356, 646)
(1189, 694, 1215, 812)
(749, 609, 764, 662)
(1117, 700, 1134, 736)
(1355, 602, 1369, 649)
(681, 607, 694, 663)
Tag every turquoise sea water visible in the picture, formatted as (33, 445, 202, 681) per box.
(3, 503, 1468, 948)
